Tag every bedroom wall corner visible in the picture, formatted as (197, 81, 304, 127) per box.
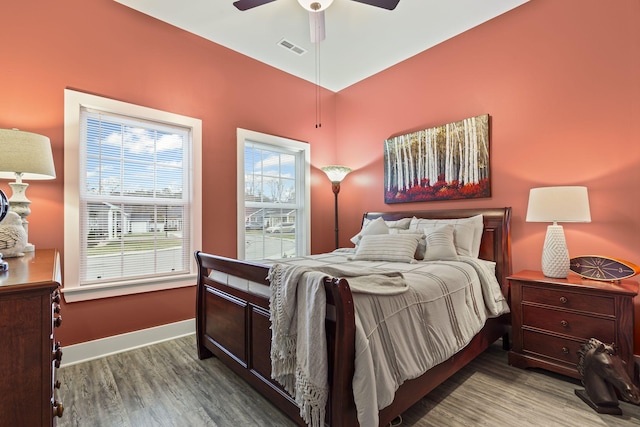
(334, 0, 640, 352)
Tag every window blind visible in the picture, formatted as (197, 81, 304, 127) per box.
(79, 107, 192, 285)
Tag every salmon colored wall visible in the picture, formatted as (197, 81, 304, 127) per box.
(3, 0, 640, 354)
(1, 0, 338, 345)
(335, 0, 640, 351)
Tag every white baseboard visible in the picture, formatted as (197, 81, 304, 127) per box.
(60, 318, 196, 367)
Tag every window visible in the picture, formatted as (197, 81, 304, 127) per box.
(237, 128, 310, 260)
(63, 89, 202, 301)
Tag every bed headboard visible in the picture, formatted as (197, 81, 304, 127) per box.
(363, 207, 512, 297)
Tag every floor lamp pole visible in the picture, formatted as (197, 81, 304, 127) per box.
(332, 182, 340, 249)
(321, 165, 352, 250)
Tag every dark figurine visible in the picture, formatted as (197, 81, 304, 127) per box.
(575, 338, 640, 414)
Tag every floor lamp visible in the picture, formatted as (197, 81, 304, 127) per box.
(526, 186, 591, 278)
(0, 129, 56, 252)
(321, 165, 351, 249)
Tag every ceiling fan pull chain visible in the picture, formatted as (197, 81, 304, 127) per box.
(315, 37, 322, 128)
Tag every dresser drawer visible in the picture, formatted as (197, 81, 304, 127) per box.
(523, 304, 615, 341)
(522, 286, 614, 315)
(522, 330, 581, 366)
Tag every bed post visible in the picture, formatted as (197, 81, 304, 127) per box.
(195, 251, 214, 360)
(325, 277, 358, 427)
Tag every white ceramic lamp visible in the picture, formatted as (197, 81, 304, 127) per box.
(526, 186, 591, 278)
(0, 129, 56, 252)
(321, 165, 351, 249)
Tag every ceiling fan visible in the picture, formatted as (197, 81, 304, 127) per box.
(233, 0, 400, 42)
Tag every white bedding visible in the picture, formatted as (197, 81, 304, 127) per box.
(209, 250, 509, 426)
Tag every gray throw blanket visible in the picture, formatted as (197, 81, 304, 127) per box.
(267, 264, 407, 427)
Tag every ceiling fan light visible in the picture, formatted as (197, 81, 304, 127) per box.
(297, 0, 334, 12)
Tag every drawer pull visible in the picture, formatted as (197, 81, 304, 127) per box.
(562, 347, 569, 354)
(54, 315, 63, 328)
(53, 292, 61, 304)
(561, 320, 568, 327)
(55, 380, 61, 389)
(53, 342, 63, 368)
(52, 401, 64, 418)
(560, 296, 568, 304)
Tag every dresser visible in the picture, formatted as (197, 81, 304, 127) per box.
(0, 249, 64, 427)
(508, 270, 638, 380)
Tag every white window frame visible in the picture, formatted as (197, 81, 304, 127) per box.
(237, 128, 310, 259)
(63, 89, 202, 302)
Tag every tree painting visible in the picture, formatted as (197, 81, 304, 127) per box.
(384, 114, 490, 204)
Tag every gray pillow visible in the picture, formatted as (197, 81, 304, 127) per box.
(391, 229, 426, 260)
(349, 233, 422, 263)
(423, 224, 459, 261)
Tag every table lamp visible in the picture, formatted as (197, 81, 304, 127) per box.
(321, 165, 351, 249)
(526, 186, 591, 278)
(0, 128, 56, 252)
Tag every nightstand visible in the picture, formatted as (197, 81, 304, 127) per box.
(508, 270, 638, 380)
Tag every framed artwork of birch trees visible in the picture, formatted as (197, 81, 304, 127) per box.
(384, 114, 490, 204)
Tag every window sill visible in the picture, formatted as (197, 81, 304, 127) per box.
(61, 274, 196, 302)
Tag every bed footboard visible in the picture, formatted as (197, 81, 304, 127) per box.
(195, 252, 359, 427)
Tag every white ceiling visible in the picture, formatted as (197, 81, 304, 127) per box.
(114, 0, 528, 92)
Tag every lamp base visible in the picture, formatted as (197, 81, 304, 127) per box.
(7, 180, 34, 253)
(541, 224, 570, 278)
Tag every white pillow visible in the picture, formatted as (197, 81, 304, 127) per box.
(409, 214, 483, 257)
(351, 217, 411, 244)
(349, 233, 421, 263)
(380, 217, 411, 230)
(349, 216, 390, 245)
(423, 224, 459, 261)
(361, 217, 411, 229)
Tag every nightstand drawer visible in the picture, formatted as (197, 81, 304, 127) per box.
(522, 330, 580, 365)
(523, 304, 615, 341)
(522, 286, 614, 315)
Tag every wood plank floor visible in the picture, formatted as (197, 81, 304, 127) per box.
(57, 335, 640, 426)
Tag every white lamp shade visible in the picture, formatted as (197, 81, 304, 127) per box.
(298, 0, 334, 11)
(321, 165, 351, 183)
(526, 186, 591, 223)
(526, 186, 590, 278)
(0, 129, 56, 180)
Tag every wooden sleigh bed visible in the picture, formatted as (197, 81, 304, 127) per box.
(195, 207, 512, 427)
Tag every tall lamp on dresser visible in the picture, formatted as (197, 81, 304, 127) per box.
(0, 128, 57, 253)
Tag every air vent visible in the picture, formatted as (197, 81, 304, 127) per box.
(278, 38, 307, 56)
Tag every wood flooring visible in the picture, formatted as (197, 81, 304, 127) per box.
(57, 335, 640, 427)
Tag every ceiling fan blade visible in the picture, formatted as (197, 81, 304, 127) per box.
(308, 10, 326, 43)
(351, 0, 399, 11)
(233, 0, 278, 11)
